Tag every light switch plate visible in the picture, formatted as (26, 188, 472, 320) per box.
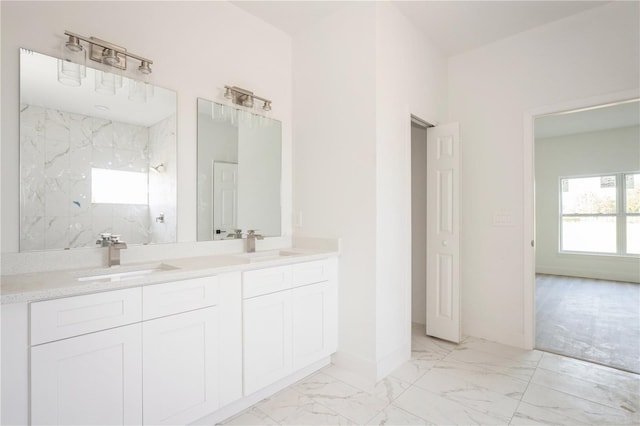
(493, 211, 513, 226)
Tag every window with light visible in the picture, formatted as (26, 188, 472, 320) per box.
(91, 168, 148, 205)
(560, 173, 640, 255)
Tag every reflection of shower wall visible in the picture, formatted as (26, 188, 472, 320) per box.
(20, 104, 150, 251)
(148, 114, 177, 244)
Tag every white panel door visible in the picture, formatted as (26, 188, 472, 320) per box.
(31, 323, 142, 426)
(292, 280, 337, 369)
(426, 123, 461, 343)
(243, 291, 292, 395)
(142, 307, 219, 425)
(213, 162, 238, 240)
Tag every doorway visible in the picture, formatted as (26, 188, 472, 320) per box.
(410, 116, 461, 344)
(411, 119, 428, 328)
(531, 98, 640, 373)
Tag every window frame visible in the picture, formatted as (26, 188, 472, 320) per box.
(558, 171, 640, 257)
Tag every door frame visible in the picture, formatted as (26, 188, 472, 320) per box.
(522, 88, 640, 350)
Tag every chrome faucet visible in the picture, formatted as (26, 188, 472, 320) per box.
(245, 230, 264, 253)
(226, 229, 243, 239)
(96, 233, 128, 267)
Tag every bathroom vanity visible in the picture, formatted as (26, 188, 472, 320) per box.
(1, 249, 339, 425)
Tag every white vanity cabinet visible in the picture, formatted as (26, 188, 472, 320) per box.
(30, 288, 144, 426)
(142, 276, 221, 425)
(16, 254, 337, 426)
(243, 288, 293, 394)
(28, 273, 243, 426)
(292, 280, 338, 369)
(242, 258, 338, 395)
(143, 306, 219, 425)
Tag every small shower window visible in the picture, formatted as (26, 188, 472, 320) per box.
(91, 168, 147, 205)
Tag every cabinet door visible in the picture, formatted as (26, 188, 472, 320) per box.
(243, 291, 292, 395)
(143, 307, 219, 425)
(292, 281, 338, 370)
(31, 323, 142, 426)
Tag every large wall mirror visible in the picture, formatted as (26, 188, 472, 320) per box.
(19, 49, 177, 251)
(197, 98, 281, 241)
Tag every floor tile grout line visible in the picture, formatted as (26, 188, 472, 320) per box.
(537, 347, 640, 377)
(507, 341, 544, 425)
(524, 378, 638, 418)
(535, 362, 640, 393)
(532, 353, 640, 415)
(261, 385, 352, 425)
(293, 371, 391, 425)
(255, 405, 283, 426)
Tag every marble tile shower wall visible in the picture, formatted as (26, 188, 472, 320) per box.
(148, 114, 177, 244)
(20, 104, 151, 251)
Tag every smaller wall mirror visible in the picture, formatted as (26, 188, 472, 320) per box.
(197, 98, 282, 241)
(19, 49, 177, 251)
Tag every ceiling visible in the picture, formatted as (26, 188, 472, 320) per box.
(231, 1, 609, 56)
(535, 100, 640, 139)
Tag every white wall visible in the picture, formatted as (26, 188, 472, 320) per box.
(411, 123, 427, 325)
(373, 2, 447, 378)
(1, 1, 292, 271)
(536, 126, 640, 283)
(292, 3, 378, 377)
(448, 2, 640, 347)
(292, 2, 447, 380)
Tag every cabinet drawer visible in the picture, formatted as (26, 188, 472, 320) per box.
(30, 287, 142, 346)
(292, 260, 330, 287)
(143, 276, 219, 320)
(243, 266, 292, 299)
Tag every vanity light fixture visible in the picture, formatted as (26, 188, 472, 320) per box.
(224, 86, 272, 112)
(58, 30, 153, 90)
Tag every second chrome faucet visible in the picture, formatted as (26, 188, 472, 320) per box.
(245, 230, 263, 253)
(96, 233, 128, 267)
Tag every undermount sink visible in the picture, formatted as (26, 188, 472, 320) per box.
(76, 263, 179, 282)
(234, 250, 300, 263)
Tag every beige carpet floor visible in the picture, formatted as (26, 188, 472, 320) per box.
(536, 274, 640, 374)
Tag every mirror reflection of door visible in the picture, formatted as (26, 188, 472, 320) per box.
(196, 98, 282, 241)
(212, 162, 238, 240)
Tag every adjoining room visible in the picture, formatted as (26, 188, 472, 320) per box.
(534, 100, 640, 374)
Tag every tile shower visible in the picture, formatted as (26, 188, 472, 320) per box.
(20, 104, 176, 251)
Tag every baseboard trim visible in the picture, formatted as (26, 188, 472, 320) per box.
(463, 322, 527, 350)
(375, 341, 410, 380)
(330, 350, 377, 383)
(536, 266, 640, 284)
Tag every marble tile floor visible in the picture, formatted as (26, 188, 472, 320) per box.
(220, 323, 640, 426)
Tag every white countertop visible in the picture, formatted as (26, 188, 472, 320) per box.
(1, 248, 338, 304)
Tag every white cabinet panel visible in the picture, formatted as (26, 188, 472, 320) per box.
(30, 287, 142, 345)
(292, 281, 338, 370)
(142, 275, 219, 320)
(243, 290, 292, 395)
(292, 260, 330, 286)
(243, 265, 292, 298)
(143, 307, 219, 425)
(217, 272, 243, 407)
(31, 323, 142, 426)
